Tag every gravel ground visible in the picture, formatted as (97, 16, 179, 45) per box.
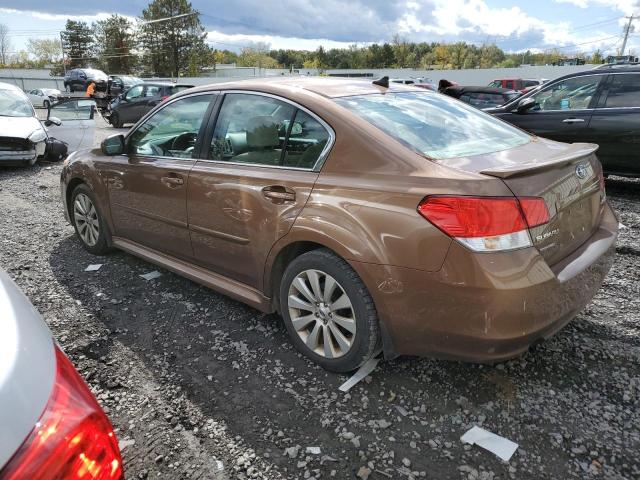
(0, 120, 639, 479)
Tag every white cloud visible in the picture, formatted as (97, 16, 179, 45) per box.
(206, 31, 367, 52)
(554, 0, 590, 8)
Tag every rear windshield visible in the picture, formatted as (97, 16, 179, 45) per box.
(335, 91, 531, 159)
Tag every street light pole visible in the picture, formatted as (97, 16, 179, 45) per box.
(620, 15, 634, 56)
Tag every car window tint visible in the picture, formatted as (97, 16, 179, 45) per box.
(532, 75, 602, 111)
(505, 81, 514, 89)
(126, 85, 144, 100)
(128, 94, 214, 159)
(170, 86, 191, 95)
(282, 110, 330, 169)
(603, 74, 640, 108)
(210, 94, 295, 166)
(336, 91, 530, 160)
(145, 86, 161, 97)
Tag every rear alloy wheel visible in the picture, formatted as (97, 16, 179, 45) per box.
(71, 185, 111, 255)
(280, 249, 380, 372)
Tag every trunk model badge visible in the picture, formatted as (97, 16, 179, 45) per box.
(575, 163, 589, 179)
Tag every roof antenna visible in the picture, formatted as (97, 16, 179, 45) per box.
(372, 76, 389, 88)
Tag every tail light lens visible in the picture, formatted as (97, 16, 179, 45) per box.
(418, 196, 549, 252)
(0, 346, 123, 480)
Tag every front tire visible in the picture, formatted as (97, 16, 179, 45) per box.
(70, 184, 112, 255)
(279, 249, 380, 372)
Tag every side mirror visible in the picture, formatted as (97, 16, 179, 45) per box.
(516, 97, 536, 114)
(44, 116, 62, 127)
(101, 134, 125, 156)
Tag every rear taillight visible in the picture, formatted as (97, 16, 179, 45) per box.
(1, 346, 123, 480)
(418, 196, 549, 252)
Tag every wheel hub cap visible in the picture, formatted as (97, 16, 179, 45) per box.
(287, 269, 356, 359)
(73, 193, 100, 247)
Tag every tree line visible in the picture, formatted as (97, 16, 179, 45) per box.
(0, 0, 606, 77)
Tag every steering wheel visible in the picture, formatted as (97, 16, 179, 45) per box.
(171, 132, 197, 152)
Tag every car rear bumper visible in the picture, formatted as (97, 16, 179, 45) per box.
(352, 201, 618, 362)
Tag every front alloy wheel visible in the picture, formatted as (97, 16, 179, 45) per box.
(288, 269, 357, 359)
(73, 193, 100, 246)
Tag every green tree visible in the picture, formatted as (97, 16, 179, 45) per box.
(94, 15, 137, 73)
(61, 20, 94, 68)
(139, 0, 206, 77)
(0, 24, 10, 65)
(27, 38, 62, 66)
(590, 49, 603, 64)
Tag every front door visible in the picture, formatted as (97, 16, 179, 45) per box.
(117, 85, 145, 124)
(187, 92, 333, 289)
(495, 74, 606, 144)
(588, 73, 640, 175)
(103, 93, 216, 259)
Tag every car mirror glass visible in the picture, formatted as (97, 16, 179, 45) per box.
(101, 134, 125, 156)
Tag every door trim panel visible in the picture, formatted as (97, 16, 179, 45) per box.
(113, 203, 188, 229)
(188, 224, 250, 244)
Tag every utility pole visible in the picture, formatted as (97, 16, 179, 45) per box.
(620, 15, 634, 56)
(59, 32, 66, 75)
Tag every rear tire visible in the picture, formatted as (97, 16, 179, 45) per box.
(110, 112, 122, 128)
(279, 248, 380, 372)
(70, 184, 112, 255)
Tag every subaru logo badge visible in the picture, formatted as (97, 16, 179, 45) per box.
(575, 163, 589, 179)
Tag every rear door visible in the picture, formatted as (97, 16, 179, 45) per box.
(103, 93, 216, 259)
(187, 92, 332, 289)
(495, 74, 606, 144)
(587, 72, 640, 176)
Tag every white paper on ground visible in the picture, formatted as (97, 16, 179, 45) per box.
(338, 350, 382, 392)
(306, 447, 321, 454)
(460, 426, 518, 462)
(85, 264, 103, 272)
(140, 270, 162, 280)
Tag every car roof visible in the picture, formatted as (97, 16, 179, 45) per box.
(184, 76, 422, 99)
(144, 82, 192, 87)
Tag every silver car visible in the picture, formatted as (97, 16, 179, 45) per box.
(0, 269, 123, 479)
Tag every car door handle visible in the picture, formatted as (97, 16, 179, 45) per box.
(262, 185, 296, 203)
(562, 118, 585, 123)
(161, 175, 184, 187)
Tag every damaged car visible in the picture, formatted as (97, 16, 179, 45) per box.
(0, 83, 96, 166)
(0, 82, 52, 166)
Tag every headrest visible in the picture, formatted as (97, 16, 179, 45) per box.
(246, 116, 279, 148)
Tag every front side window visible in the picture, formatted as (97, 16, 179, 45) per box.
(128, 94, 214, 158)
(125, 85, 144, 100)
(602, 74, 640, 108)
(335, 91, 530, 160)
(531, 75, 602, 111)
(210, 94, 295, 166)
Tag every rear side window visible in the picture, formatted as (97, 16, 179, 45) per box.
(145, 86, 161, 97)
(603, 74, 640, 108)
(282, 110, 330, 168)
(335, 91, 530, 160)
(211, 94, 295, 166)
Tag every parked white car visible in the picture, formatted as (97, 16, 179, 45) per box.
(0, 82, 96, 167)
(25, 88, 62, 109)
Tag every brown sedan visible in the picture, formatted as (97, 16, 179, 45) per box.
(60, 77, 618, 372)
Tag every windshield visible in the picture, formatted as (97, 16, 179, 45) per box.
(0, 90, 34, 117)
(335, 92, 531, 159)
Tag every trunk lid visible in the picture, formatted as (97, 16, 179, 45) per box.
(436, 138, 605, 265)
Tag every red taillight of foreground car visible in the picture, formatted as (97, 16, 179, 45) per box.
(0, 346, 123, 480)
(418, 196, 549, 252)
